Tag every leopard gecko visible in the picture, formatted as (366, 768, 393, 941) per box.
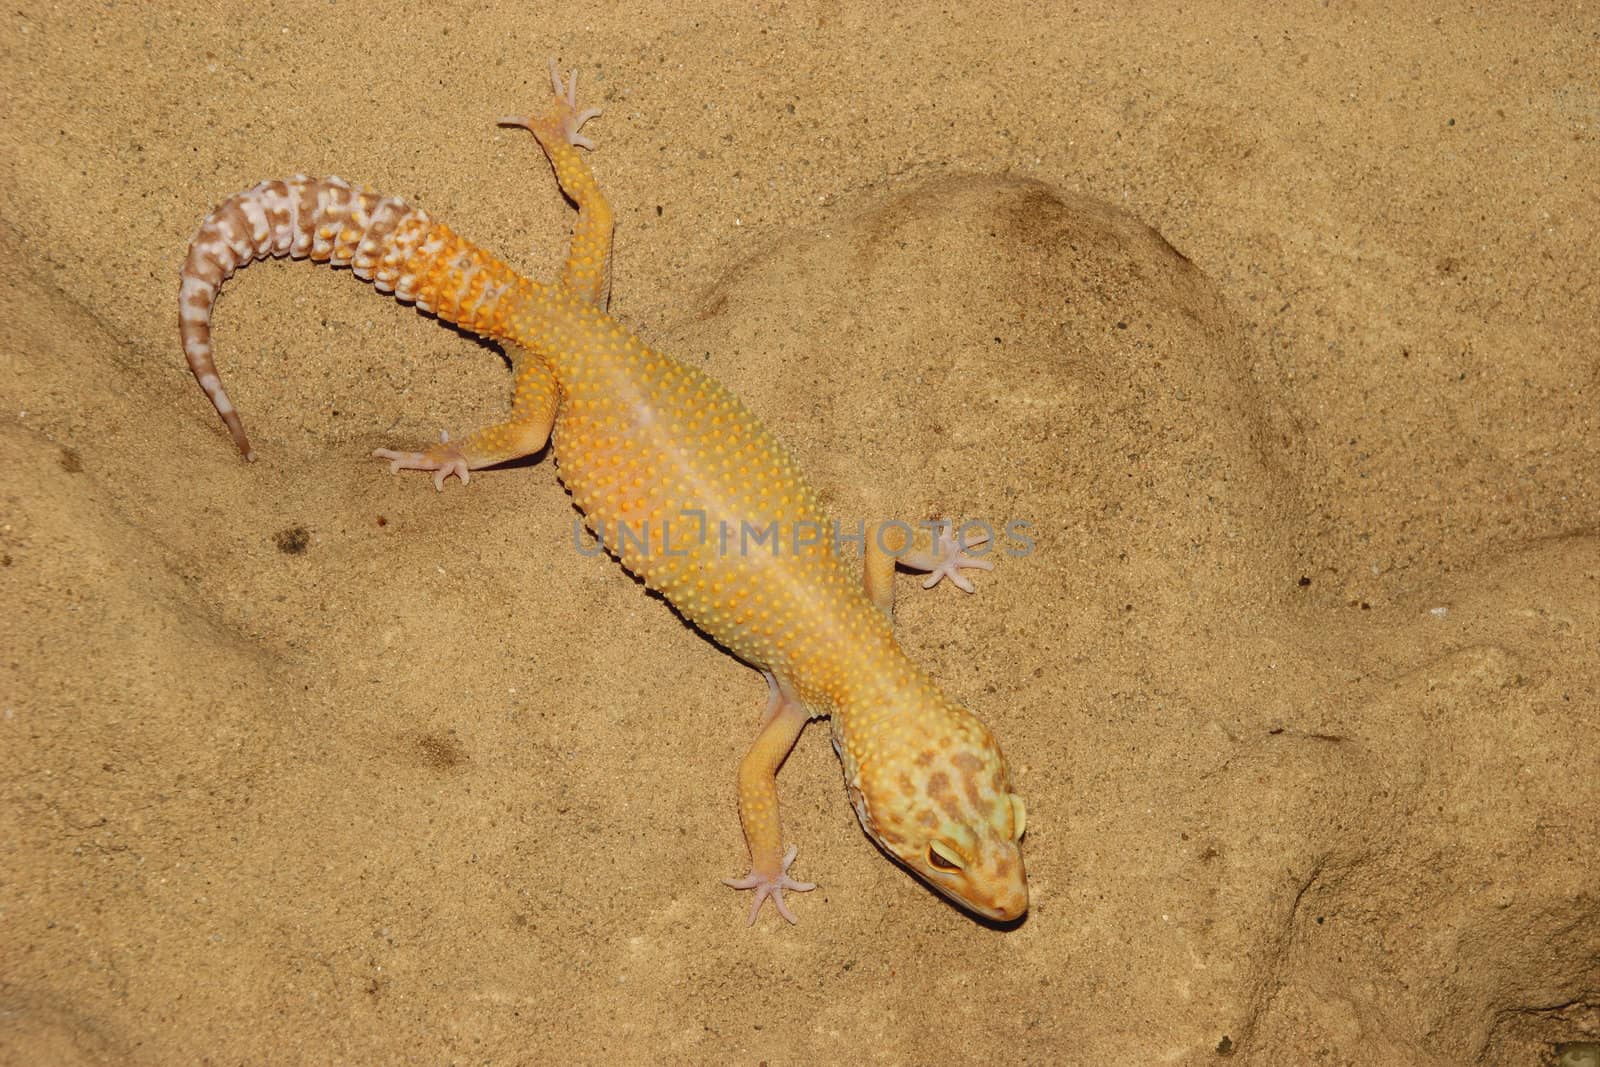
(177, 62, 1028, 924)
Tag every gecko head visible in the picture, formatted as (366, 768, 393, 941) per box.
(841, 714, 1029, 923)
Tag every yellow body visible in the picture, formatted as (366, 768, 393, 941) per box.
(180, 64, 1027, 923)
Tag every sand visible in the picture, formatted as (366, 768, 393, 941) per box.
(2, 3, 1597, 1064)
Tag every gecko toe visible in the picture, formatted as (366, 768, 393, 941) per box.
(723, 845, 816, 925)
(910, 518, 996, 593)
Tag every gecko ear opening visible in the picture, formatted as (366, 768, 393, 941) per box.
(928, 840, 966, 872)
(1009, 794, 1027, 840)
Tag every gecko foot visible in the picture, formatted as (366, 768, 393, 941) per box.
(373, 431, 471, 491)
(903, 518, 995, 593)
(723, 844, 816, 926)
(498, 59, 602, 150)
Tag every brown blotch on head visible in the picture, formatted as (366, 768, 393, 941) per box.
(914, 750, 936, 768)
(918, 810, 939, 829)
(898, 773, 919, 799)
(925, 773, 964, 820)
(952, 752, 983, 775)
(994, 857, 1012, 879)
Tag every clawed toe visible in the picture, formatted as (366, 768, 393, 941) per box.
(372, 439, 471, 491)
(723, 845, 816, 925)
(540, 58, 602, 149)
(910, 519, 995, 593)
(502, 60, 602, 150)
(547, 57, 571, 100)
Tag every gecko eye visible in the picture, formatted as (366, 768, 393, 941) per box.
(927, 840, 965, 872)
(1010, 794, 1027, 840)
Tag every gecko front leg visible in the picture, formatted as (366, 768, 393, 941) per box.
(722, 673, 817, 924)
(863, 517, 995, 616)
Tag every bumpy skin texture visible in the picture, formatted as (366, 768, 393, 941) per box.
(179, 63, 1028, 925)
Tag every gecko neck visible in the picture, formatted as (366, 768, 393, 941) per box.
(815, 635, 969, 763)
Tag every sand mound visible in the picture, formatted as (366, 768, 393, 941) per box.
(6, 171, 1595, 1063)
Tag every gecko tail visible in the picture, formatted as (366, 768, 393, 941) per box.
(177, 175, 530, 459)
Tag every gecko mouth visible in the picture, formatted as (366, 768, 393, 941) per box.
(895, 855, 1028, 923)
(921, 873, 1028, 923)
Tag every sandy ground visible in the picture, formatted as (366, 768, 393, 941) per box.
(2, 2, 1597, 1064)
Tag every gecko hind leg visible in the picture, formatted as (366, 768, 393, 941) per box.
(374, 352, 559, 490)
(499, 60, 613, 309)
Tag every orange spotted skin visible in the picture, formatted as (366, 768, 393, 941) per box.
(178, 63, 1027, 924)
(536, 318, 869, 679)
